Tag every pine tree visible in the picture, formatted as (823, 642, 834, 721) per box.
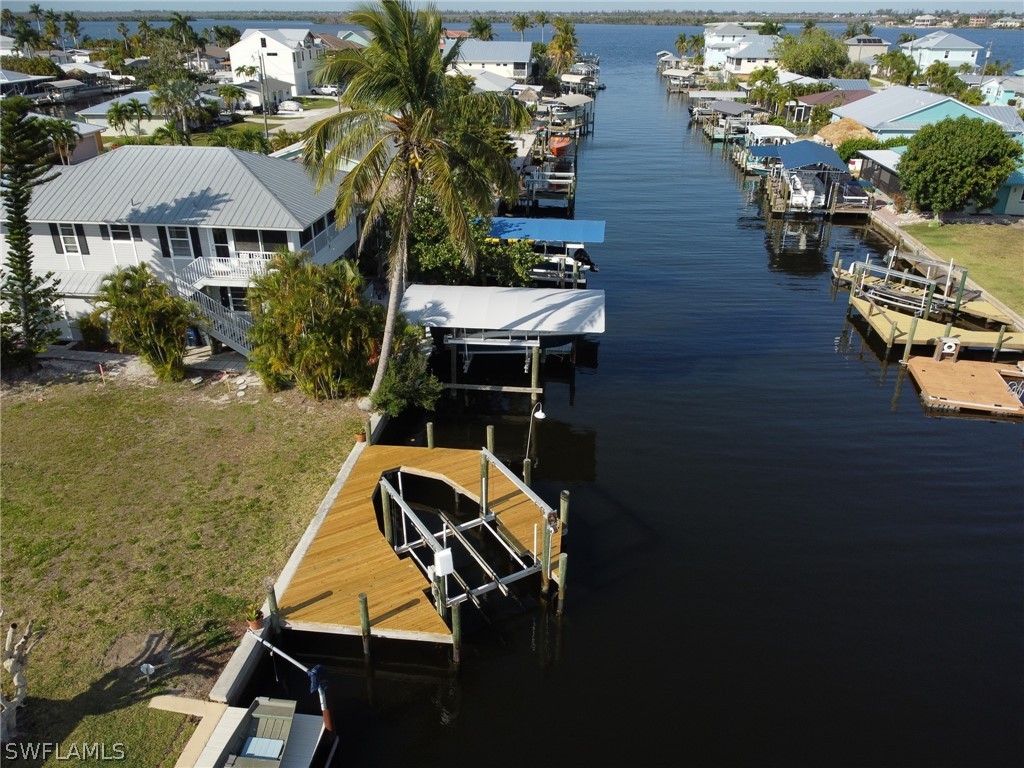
(0, 96, 61, 368)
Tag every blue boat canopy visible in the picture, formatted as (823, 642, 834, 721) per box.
(747, 146, 782, 158)
(489, 217, 605, 243)
(777, 141, 848, 172)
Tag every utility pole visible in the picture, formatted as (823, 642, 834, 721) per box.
(981, 39, 992, 77)
(257, 51, 269, 139)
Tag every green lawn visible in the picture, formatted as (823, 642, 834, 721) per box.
(295, 96, 337, 110)
(901, 222, 1024, 316)
(0, 374, 361, 766)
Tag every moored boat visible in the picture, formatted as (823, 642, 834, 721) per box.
(549, 136, 571, 156)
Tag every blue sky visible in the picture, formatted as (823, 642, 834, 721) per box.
(5, 1, 1024, 12)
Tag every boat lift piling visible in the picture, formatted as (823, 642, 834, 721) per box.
(246, 629, 334, 734)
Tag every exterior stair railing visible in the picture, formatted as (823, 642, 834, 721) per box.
(173, 254, 274, 357)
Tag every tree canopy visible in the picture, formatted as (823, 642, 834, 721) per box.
(899, 116, 1023, 220)
(774, 27, 849, 78)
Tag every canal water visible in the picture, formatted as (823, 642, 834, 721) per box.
(230, 23, 1023, 768)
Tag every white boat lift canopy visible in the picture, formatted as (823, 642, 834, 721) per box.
(401, 284, 605, 335)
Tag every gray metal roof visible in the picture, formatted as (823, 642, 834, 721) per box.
(27, 146, 342, 230)
(899, 31, 982, 51)
(727, 36, 781, 60)
(830, 85, 948, 129)
(973, 105, 1024, 133)
(819, 78, 873, 91)
(457, 40, 533, 64)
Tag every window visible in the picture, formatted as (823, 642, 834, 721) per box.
(266, 52, 277, 57)
(233, 228, 261, 252)
(213, 228, 230, 259)
(300, 225, 313, 246)
(219, 286, 248, 312)
(261, 37, 267, 48)
(312, 217, 325, 235)
(131, 225, 141, 240)
(1019, 186, 1024, 202)
(110, 224, 131, 241)
(261, 230, 288, 251)
(59, 223, 80, 253)
(943, 50, 949, 58)
(167, 226, 192, 258)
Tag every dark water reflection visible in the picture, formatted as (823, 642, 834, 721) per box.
(242, 24, 1024, 768)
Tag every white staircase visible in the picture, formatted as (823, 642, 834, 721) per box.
(173, 255, 272, 357)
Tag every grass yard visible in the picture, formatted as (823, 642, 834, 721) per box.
(901, 222, 1024, 316)
(0, 369, 362, 766)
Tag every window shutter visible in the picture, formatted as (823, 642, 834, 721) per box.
(74, 224, 89, 255)
(130, 225, 141, 240)
(189, 228, 202, 259)
(158, 227, 171, 258)
(100, 225, 110, 240)
(49, 223, 64, 254)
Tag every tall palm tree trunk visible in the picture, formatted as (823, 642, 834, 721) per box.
(369, 176, 417, 398)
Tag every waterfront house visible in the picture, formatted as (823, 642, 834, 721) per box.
(0, 68, 54, 97)
(844, 34, 891, 65)
(703, 22, 763, 69)
(227, 29, 326, 97)
(963, 75, 1023, 106)
(899, 32, 982, 71)
(724, 36, 782, 77)
(29, 112, 103, 164)
(0, 146, 355, 351)
(77, 90, 220, 137)
(828, 85, 1023, 140)
(787, 89, 874, 123)
(450, 40, 534, 84)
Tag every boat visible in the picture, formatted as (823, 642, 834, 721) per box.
(210, 697, 300, 767)
(488, 217, 605, 289)
(549, 135, 571, 157)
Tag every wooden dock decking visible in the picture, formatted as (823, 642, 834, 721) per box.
(278, 445, 562, 643)
(907, 357, 1024, 417)
(849, 296, 1024, 351)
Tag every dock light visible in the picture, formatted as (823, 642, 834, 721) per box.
(525, 402, 546, 467)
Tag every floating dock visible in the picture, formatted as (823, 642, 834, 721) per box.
(906, 356, 1024, 418)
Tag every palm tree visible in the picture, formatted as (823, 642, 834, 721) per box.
(687, 33, 704, 60)
(106, 101, 130, 138)
(802, 20, 817, 34)
(302, 0, 530, 400)
(137, 20, 152, 49)
(675, 33, 687, 57)
(62, 12, 81, 49)
(0, 8, 15, 36)
(29, 3, 42, 33)
(468, 16, 494, 41)
(511, 13, 532, 42)
(41, 118, 78, 165)
(860, 23, 875, 36)
(43, 10, 61, 49)
(534, 11, 550, 43)
(896, 33, 917, 44)
(758, 21, 784, 36)
(117, 22, 130, 53)
(169, 12, 195, 48)
(547, 19, 579, 74)
(217, 84, 246, 112)
(151, 78, 202, 144)
(124, 97, 152, 137)
(13, 20, 42, 57)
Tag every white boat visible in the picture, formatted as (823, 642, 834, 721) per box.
(197, 696, 327, 768)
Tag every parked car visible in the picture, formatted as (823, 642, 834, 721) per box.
(311, 84, 340, 96)
(277, 100, 304, 113)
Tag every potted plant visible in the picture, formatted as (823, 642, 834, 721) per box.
(244, 603, 264, 631)
(356, 428, 367, 443)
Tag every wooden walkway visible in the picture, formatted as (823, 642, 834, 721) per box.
(279, 445, 562, 643)
(907, 357, 1024, 417)
(849, 296, 1024, 351)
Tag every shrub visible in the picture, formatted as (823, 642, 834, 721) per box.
(75, 313, 108, 349)
(890, 191, 909, 214)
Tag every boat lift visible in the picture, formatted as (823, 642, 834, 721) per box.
(377, 448, 560, 617)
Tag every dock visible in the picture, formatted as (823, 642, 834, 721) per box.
(907, 356, 1024, 418)
(848, 296, 1024, 352)
(278, 444, 564, 642)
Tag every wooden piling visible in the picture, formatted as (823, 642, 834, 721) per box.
(381, 490, 393, 546)
(541, 522, 552, 595)
(559, 490, 570, 535)
(530, 347, 540, 404)
(363, 418, 373, 446)
(486, 424, 495, 454)
(358, 593, 371, 657)
(901, 316, 919, 363)
(451, 601, 462, 668)
(426, 421, 435, 449)
(556, 553, 568, 616)
(266, 584, 280, 634)
(523, 457, 532, 486)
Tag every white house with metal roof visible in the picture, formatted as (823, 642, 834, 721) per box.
(828, 84, 1023, 139)
(227, 29, 327, 98)
(724, 35, 782, 76)
(0, 146, 355, 353)
(450, 40, 534, 84)
(844, 34, 891, 65)
(899, 32, 982, 71)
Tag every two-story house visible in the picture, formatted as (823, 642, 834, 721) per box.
(844, 34, 891, 65)
(450, 40, 533, 84)
(1, 146, 356, 354)
(702, 22, 763, 69)
(724, 35, 782, 77)
(227, 29, 326, 98)
(899, 31, 982, 71)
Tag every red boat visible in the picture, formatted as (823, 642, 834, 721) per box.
(549, 136, 571, 157)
